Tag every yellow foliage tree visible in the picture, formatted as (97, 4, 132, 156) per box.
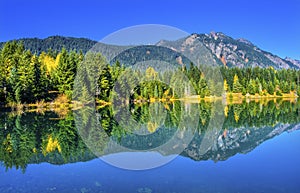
(39, 52, 57, 74)
(3, 134, 13, 153)
(224, 79, 228, 92)
(224, 105, 228, 117)
(145, 67, 158, 80)
(55, 53, 61, 69)
(233, 74, 239, 84)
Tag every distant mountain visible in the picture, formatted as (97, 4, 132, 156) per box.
(1, 33, 299, 69)
(157, 32, 300, 69)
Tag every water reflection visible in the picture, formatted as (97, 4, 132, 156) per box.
(0, 99, 299, 172)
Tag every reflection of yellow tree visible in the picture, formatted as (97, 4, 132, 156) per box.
(3, 134, 13, 153)
(147, 121, 159, 133)
(233, 105, 243, 123)
(42, 135, 61, 155)
(224, 106, 228, 117)
(201, 119, 206, 126)
(145, 103, 166, 133)
(234, 112, 240, 122)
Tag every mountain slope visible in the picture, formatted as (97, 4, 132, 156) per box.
(156, 34, 223, 67)
(157, 32, 299, 69)
(0, 35, 97, 54)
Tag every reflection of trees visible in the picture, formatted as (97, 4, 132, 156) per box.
(198, 101, 212, 131)
(182, 100, 300, 162)
(223, 100, 300, 129)
(74, 106, 109, 156)
(0, 112, 95, 172)
(1, 100, 300, 172)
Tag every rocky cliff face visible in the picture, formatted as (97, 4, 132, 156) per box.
(157, 32, 300, 69)
(285, 57, 300, 68)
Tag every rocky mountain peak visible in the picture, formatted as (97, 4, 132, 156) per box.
(236, 38, 254, 46)
(285, 57, 300, 68)
(158, 32, 300, 69)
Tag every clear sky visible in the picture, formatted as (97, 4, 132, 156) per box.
(0, 0, 299, 59)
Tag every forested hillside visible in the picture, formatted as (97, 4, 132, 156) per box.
(0, 41, 300, 106)
(0, 36, 97, 54)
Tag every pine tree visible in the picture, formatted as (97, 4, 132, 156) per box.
(52, 48, 77, 98)
(262, 79, 268, 92)
(0, 47, 5, 102)
(199, 78, 210, 98)
(247, 79, 257, 95)
(1, 41, 25, 103)
(232, 74, 243, 93)
(267, 82, 275, 95)
(98, 64, 113, 101)
(224, 79, 228, 93)
(154, 84, 158, 98)
(111, 60, 123, 82)
(187, 63, 201, 92)
(31, 55, 49, 100)
(145, 67, 158, 80)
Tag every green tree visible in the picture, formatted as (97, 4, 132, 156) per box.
(154, 84, 158, 98)
(52, 48, 78, 98)
(267, 82, 275, 95)
(97, 64, 113, 101)
(1, 41, 25, 103)
(232, 74, 243, 93)
(199, 77, 210, 97)
(280, 81, 290, 94)
(247, 79, 257, 95)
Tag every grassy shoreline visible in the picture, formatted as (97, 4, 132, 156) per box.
(1, 92, 298, 113)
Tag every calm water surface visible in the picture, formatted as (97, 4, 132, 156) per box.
(1, 100, 300, 193)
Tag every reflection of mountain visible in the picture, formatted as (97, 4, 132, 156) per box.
(1, 101, 300, 172)
(181, 123, 300, 162)
(29, 150, 96, 165)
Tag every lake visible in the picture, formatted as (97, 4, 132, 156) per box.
(1, 99, 300, 193)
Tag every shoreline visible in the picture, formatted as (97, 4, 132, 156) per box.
(1, 92, 298, 112)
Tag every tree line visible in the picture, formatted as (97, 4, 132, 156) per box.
(0, 36, 96, 55)
(1, 41, 300, 106)
(0, 41, 83, 104)
(221, 66, 300, 96)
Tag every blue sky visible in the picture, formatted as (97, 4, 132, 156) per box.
(0, 0, 299, 59)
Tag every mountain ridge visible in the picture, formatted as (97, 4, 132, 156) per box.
(157, 32, 300, 69)
(1, 33, 299, 69)
(0, 35, 97, 54)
